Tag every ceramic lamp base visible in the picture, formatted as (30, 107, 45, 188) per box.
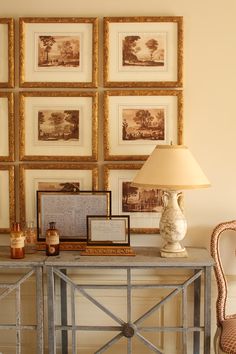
(160, 248, 188, 258)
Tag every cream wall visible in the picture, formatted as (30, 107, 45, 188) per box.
(1, 0, 236, 272)
(1, 0, 236, 352)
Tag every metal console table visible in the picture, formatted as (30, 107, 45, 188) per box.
(45, 247, 214, 354)
(0, 246, 45, 354)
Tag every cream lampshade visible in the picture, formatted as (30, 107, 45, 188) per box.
(132, 145, 210, 257)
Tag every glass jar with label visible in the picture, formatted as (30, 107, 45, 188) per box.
(46, 222, 60, 256)
(10, 222, 25, 259)
(24, 221, 37, 254)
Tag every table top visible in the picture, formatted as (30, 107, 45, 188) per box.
(0, 246, 214, 268)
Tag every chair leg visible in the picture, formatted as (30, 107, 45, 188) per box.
(214, 327, 220, 354)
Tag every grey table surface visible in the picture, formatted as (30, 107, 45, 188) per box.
(45, 246, 214, 268)
(0, 246, 214, 268)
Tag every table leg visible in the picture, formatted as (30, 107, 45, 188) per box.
(47, 266, 56, 354)
(204, 266, 212, 354)
(60, 269, 68, 354)
(193, 271, 201, 354)
(36, 266, 44, 354)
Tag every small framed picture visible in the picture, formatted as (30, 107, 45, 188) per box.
(87, 215, 130, 246)
(104, 16, 183, 88)
(19, 17, 98, 88)
(19, 91, 98, 161)
(0, 18, 14, 88)
(104, 163, 163, 234)
(37, 191, 111, 244)
(104, 90, 183, 160)
(19, 163, 98, 226)
(0, 165, 15, 233)
(0, 92, 14, 162)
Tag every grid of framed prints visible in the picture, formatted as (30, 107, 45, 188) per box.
(0, 16, 183, 249)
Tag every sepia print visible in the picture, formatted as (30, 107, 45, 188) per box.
(38, 181, 80, 192)
(38, 109, 79, 141)
(122, 107, 165, 141)
(122, 182, 163, 213)
(38, 35, 80, 68)
(122, 33, 165, 67)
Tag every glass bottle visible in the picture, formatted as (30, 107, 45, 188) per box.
(24, 221, 37, 254)
(10, 222, 25, 259)
(46, 222, 60, 256)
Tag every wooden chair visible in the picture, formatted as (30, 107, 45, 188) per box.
(211, 220, 236, 354)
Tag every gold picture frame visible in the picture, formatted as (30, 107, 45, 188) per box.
(19, 17, 98, 88)
(0, 18, 14, 88)
(104, 16, 183, 88)
(19, 91, 98, 161)
(104, 163, 163, 234)
(0, 165, 15, 233)
(0, 92, 14, 162)
(19, 163, 98, 227)
(104, 90, 183, 161)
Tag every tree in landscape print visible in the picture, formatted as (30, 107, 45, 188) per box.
(122, 33, 165, 67)
(122, 36, 141, 65)
(145, 39, 159, 61)
(39, 36, 56, 63)
(38, 110, 79, 141)
(122, 108, 165, 141)
(38, 35, 80, 67)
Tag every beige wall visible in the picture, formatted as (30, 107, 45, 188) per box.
(2, 0, 235, 272)
(1, 1, 236, 352)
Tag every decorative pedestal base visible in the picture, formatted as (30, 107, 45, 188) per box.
(80, 246, 136, 256)
(160, 248, 188, 258)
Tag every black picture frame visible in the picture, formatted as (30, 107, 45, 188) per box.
(36, 190, 111, 247)
(87, 215, 130, 246)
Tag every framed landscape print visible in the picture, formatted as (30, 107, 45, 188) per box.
(103, 16, 183, 88)
(19, 91, 98, 161)
(0, 165, 15, 233)
(0, 18, 14, 88)
(19, 17, 98, 88)
(104, 90, 183, 160)
(19, 163, 98, 226)
(0, 92, 14, 162)
(104, 164, 163, 234)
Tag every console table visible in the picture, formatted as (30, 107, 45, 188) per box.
(0, 247, 45, 354)
(45, 247, 214, 354)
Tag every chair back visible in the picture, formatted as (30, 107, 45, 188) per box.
(210, 220, 236, 326)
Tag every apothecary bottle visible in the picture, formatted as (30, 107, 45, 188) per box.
(10, 222, 25, 259)
(24, 221, 37, 254)
(46, 222, 60, 256)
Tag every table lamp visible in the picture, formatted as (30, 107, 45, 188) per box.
(132, 145, 210, 257)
